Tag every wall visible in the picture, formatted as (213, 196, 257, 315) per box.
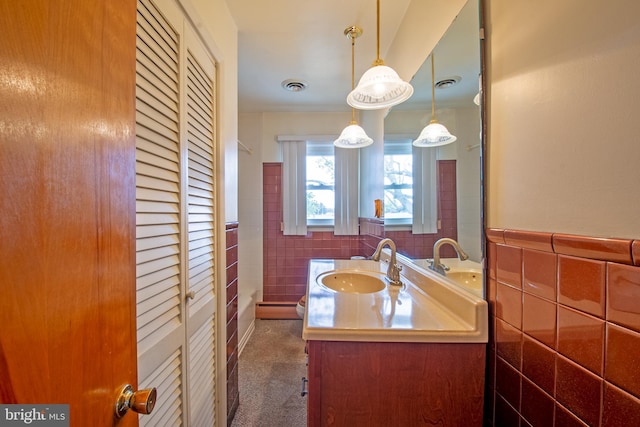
(485, 0, 640, 425)
(485, 0, 640, 237)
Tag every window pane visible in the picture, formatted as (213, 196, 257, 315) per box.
(384, 152, 412, 219)
(307, 155, 334, 222)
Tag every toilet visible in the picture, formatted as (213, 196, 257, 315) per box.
(296, 296, 306, 319)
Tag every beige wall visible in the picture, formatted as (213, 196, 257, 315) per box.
(485, 0, 640, 238)
(187, 0, 239, 223)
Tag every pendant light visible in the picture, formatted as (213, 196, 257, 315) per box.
(413, 53, 457, 147)
(346, 0, 413, 110)
(334, 26, 374, 148)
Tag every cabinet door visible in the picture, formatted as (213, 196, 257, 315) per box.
(307, 340, 485, 427)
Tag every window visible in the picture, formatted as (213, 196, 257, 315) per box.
(280, 137, 359, 235)
(384, 140, 413, 224)
(383, 137, 438, 234)
(306, 143, 335, 225)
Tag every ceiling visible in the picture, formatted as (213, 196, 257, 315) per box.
(225, 0, 480, 114)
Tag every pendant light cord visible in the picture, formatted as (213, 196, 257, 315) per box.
(373, 0, 383, 66)
(351, 32, 356, 123)
(430, 53, 437, 123)
(376, 0, 380, 63)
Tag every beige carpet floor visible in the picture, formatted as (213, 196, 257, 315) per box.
(230, 319, 307, 427)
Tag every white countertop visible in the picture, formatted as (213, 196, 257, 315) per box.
(302, 258, 488, 343)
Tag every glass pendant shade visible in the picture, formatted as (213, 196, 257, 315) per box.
(413, 53, 456, 148)
(413, 120, 457, 147)
(334, 122, 374, 148)
(347, 0, 412, 110)
(347, 64, 413, 110)
(335, 25, 373, 148)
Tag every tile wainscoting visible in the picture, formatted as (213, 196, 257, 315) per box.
(226, 222, 239, 426)
(485, 228, 640, 426)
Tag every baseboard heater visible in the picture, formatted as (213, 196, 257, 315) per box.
(255, 301, 298, 319)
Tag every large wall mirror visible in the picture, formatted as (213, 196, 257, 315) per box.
(384, 0, 483, 268)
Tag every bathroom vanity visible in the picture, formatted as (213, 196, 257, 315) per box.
(302, 258, 487, 426)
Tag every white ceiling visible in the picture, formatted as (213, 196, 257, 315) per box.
(225, 0, 480, 113)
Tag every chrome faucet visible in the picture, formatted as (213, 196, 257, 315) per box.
(430, 238, 469, 276)
(371, 238, 403, 286)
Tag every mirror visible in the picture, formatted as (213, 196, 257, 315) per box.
(384, 0, 482, 263)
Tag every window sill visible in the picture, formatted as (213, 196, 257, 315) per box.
(384, 223, 412, 232)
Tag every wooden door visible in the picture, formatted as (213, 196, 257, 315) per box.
(0, 1, 140, 425)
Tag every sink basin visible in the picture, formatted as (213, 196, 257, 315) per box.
(317, 270, 386, 294)
(446, 271, 483, 290)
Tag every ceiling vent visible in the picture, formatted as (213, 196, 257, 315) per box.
(435, 76, 461, 89)
(281, 79, 308, 92)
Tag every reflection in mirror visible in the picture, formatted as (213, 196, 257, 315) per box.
(384, 1, 482, 268)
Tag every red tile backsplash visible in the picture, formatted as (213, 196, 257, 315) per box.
(496, 318, 522, 370)
(487, 241, 497, 280)
(605, 323, 640, 398)
(523, 248, 557, 301)
(496, 282, 523, 329)
(607, 262, 640, 333)
(556, 355, 603, 427)
(557, 306, 604, 376)
(496, 356, 522, 411)
(486, 228, 505, 244)
(558, 255, 606, 318)
(485, 228, 640, 427)
(553, 233, 633, 265)
(494, 394, 520, 427)
(496, 244, 523, 288)
(505, 229, 554, 253)
(555, 403, 590, 427)
(521, 377, 555, 427)
(522, 335, 555, 395)
(602, 383, 640, 427)
(523, 293, 556, 348)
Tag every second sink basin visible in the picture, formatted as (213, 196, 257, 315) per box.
(446, 271, 483, 290)
(317, 270, 387, 294)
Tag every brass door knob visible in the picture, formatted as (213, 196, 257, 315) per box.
(115, 384, 157, 418)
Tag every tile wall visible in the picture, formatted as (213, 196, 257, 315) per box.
(485, 228, 640, 426)
(225, 222, 239, 426)
(261, 161, 458, 302)
(263, 163, 361, 301)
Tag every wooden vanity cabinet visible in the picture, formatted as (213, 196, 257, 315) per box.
(306, 340, 485, 427)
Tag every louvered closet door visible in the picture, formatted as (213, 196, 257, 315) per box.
(135, 0, 217, 425)
(184, 27, 217, 427)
